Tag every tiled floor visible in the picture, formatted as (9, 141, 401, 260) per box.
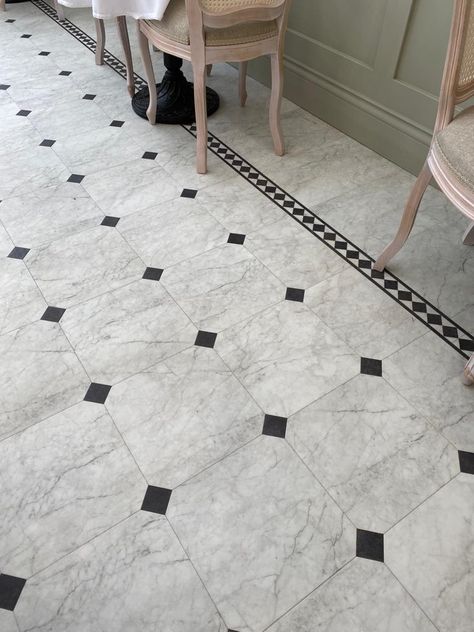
(0, 2, 473, 631)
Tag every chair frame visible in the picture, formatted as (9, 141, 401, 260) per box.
(138, 0, 292, 173)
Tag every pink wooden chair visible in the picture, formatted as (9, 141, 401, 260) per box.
(374, 0, 474, 385)
(137, 0, 292, 174)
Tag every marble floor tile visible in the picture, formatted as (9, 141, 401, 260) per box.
(119, 197, 228, 269)
(82, 157, 182, 217)
(0, 611, 19, 632)
(385, 476, 474, 632)
(15, 512, 226, 632)
(0, 224, 14, 257)
(0, 321, 89, 440)
(107, 346, 263, 488)
(267, 557, 437, 632)
(61, 280, 197, 384)
(245, 217, 348, 289)
(306, 267, 427, 359)
(168, 436, 355, 632)
(161, 244, 284, 332)
(197, 175, 282, 234)
(0, 401, 145, 577)
(384, 334, 474, 450)
(26, 227, 144, 308)
(0, 182, 103, 247)
(216, 301, 359, 417)
(287, 374, 458, 532)
(0, 259, 46, 335)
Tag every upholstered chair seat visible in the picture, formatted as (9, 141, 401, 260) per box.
(433, 106, 474, 192)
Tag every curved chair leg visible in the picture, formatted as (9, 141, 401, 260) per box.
(137, 25, 157, 125)
(1, 0, 6, 12)
(239, 61, 248, 107)
(373, 161, 432, 271)
(193, 63, 208, 174)
(117, 16, 135, 97)
(206, 64, 212, 76)
(269, 53, 284, 156)
(95, 18, 105, 66)
(54, 0, 65, 20)
(463, 354, 474, 385)
(462, 221, 474, 245)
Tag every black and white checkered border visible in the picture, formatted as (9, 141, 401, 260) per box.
(29, 0, 474, 359)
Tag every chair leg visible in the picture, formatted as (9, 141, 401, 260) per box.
(463, 354, 474, 386)
(239, 61, 248, 107)
(117, 16, 134, 97)
(137, 25, 157, 125)
(193, 64, 208, 174)
(206, 64, 213, 76)
(269, 53, 284, 156)
(95, 18, 105, 66)
(54, 0, 65, 20)
(462, 221, 474, 245)
(1, 0, 6, 12)
(373, 161, 432, 271)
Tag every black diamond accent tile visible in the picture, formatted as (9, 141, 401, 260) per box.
(16, 109, 31, 117)
(101, 216, 120, 227)
(141, 485, 172, 515)
(412, 302, 427, 313)
(262, 414, 287, 438)
(59, 70, 71, 76)
(356, 529, 384, 563)
(360, 357, 382, 377)
(442, 325, 458, 338)
(460, 339, 474, 352)
(227, 233, 246, 245)
(142, 267, 163, 281)
(285, 287, 305, 303)
(195, 330, 217, 349)
(0, 84, 10, 90)
(21, 34, 32, 38)
(38, 51, 50, 56)
(84, 383, 111, 404)
(110, 119, 124, 127)
(384, 279, 398, 290)
(83, 93, 96, 100)
(5, 19, 16, 23)
(181, 188, 198, 199)
(7, 247, 29, 260)
(398, 290, 413, 301)
(142, 151, 157, 160)
(371, 269, 385, 279)
(40, 138, 56, 147)
(427, 313, 443, 326)
(459, 451, 474, 475)
(41, 306, 66, 323)
(0, 574, 26, 611)
(67, 174, 85, 184)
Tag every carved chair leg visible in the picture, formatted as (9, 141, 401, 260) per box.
(373, 161, 432, 271)
(95, 18, 105, 65)
(269, 53, 284, 156)
(193, 64, 208, 174)
(463, 354, 474, 385)
(239, 61, 248, 107)
(54, 0, 65, 20)
(462, 221, 474, 245)
(137, 25, 157, 125)
(117, 16, 135, 97)
(1, 0, 6, 11)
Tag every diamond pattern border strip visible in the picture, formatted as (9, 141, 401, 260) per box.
(30, 0, 474, 359)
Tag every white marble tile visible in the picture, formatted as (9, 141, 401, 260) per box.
(196, 175, 282, 234)
(245, 217, 347, 288)
(15, 512, 226, 632)
(0, 259, 46, 335)
(306, 267, 427, 359)
(0, 223, 14, 257)
(168, 436, 355, 632)
(107, 346, 263, 488)
(384, 334, 474, 451)
(0, 611, 19, 632)
(61, 280, 197, 384)
(119, 196, 228, 268)
(82, 158, 182, 217)
(216, 301, 359, 417)
(287, 374, 458, 532)
(162, 244, 284, 332)
(27, 227, 144, 308)
(385, 476, 474, 632)
(0, 401, 145, 577)
(267, 557, 437, 632)
(0, 182, 102, 247)
(0, 321, 89, 440)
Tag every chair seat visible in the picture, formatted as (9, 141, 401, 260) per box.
(145, 0, 278, 46)
(433, 105, 474, 192)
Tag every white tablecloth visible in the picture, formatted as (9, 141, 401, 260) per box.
(58, 0, 171, 20)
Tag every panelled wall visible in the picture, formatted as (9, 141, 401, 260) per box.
(248, 0, 454, 174)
